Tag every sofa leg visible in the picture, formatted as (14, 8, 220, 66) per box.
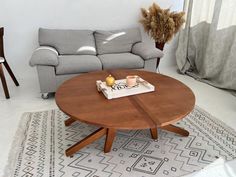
(41, 93, 49, 99)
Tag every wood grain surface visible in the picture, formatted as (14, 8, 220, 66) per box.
(56, 69, 195, 130)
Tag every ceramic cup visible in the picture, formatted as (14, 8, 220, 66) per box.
(126, 75, 138, 88)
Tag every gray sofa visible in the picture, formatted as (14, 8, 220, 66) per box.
(30, 28, 163, 98)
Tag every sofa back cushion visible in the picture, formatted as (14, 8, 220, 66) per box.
(94, 28, 142, 55)
(38, 28, 96, 55)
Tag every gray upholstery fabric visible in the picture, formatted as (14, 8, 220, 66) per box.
(36, 59, 157, 93)
(56, 55, 102, 75)
(39, 28, 96, 55)
(98, 53, 144, 70)
(37, 66, 57, 93)
(37, 65, 78, 93)
(144, 58, 157, 72)
(56, 73, 78, 89)
(30, 46, 59, 66)
(32, 27, 160, 94)
(95, 28, 142, 55)
(132, 42, 164, 60)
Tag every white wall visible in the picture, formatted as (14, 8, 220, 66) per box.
(0, 0, 184, 80)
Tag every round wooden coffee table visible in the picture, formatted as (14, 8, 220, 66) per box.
(55, 69, 195, 157)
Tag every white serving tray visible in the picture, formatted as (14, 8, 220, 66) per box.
(96, 77, 155, 99)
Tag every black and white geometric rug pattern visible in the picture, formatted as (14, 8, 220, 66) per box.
(4, 106, 236, 177)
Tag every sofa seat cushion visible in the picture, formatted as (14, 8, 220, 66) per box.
(39, 28, 96, 55)
(95, 28, 142, 55)
(56, 55, 102, 75)
(98, 53, 144, 70)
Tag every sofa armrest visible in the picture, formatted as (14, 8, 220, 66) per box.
(132, 42, 164, 60)
(29, 46, 59, 67)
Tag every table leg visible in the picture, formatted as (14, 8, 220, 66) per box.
(104, 128, 116, 153)
(64, 117, 76, 126)
(161, 125, 189, 136)
(150, 128, 158, 139)
(66, 127, 107, 157)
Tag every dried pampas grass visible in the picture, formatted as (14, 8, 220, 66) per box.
(140, 3, 185, 44)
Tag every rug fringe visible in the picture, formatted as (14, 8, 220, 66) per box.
(3, 112, 31, 177)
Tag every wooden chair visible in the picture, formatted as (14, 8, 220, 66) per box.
(0, 27, 19, 99)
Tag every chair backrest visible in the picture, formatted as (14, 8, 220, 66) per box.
(0, 27, 4, 58)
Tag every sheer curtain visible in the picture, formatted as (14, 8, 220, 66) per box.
(176, 0, 236, 92)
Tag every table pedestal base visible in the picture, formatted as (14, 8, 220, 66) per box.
(161, 125, 189, 136)
(64, 118, 189, 157)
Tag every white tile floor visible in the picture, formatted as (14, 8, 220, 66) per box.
(0, 66, 235, 177)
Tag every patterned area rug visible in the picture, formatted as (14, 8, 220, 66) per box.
(4, 106, 236, 177)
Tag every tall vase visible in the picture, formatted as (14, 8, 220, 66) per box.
(155, 42, 165, 69)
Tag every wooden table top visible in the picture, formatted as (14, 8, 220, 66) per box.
(55, 69, 195, 130)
